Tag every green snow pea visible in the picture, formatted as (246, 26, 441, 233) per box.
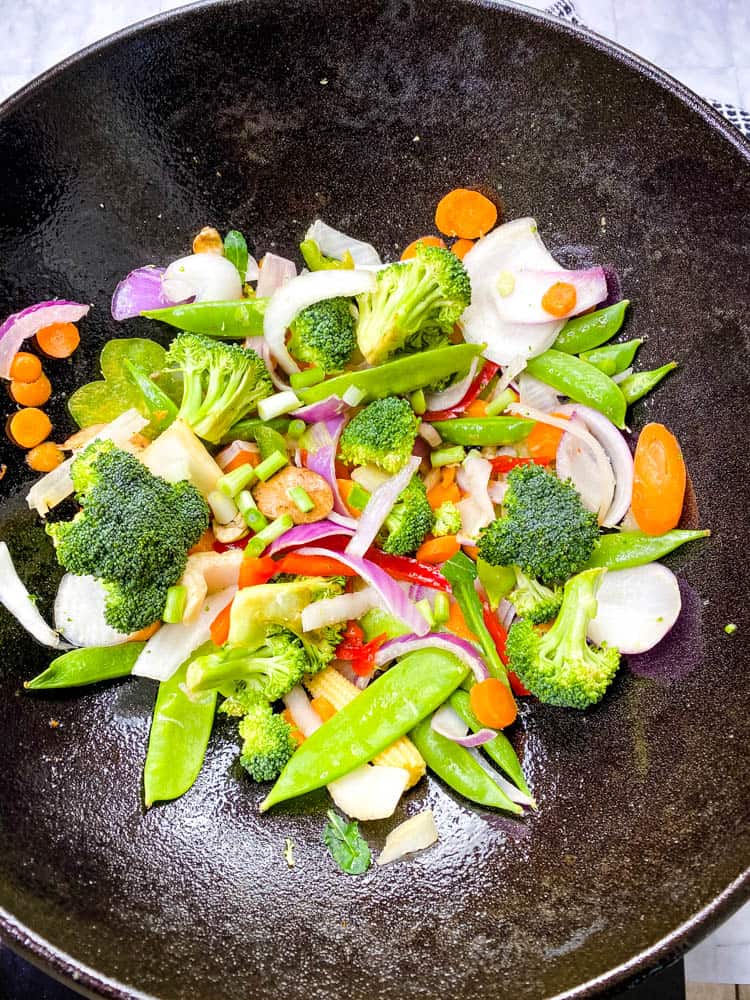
(25, 642, 145, 690)
(410, 716, 523, 814)
(224, 230, 249, 281)
(580, 339, 643, 377)
(143, 644, 217, 808)
(261, 648, 468, 811)
(432, 417, 535, 447)
(218, 417, 289, 445)
(618, 362, 678, 405)
(553, 300, 630, 355)
(525, 349, 627, 428)
(143, 298, 269, 338)
(584, 529, 710, 571)
(297, 343, 483, 405)
(123, 360, 178, 434)
(443, 553, 509, 686)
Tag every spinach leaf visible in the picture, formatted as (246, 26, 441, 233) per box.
(322, 810, 371, 875)
(224, 230, 249, 282)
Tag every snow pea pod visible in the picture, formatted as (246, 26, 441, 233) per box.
(525, 349, 627, 428)
(261, 648, 468, 811)
(619, 362, 677, 404)
(432, 417, 535, 446)
(255, 424, 288, 460)
(143, 644, 217, 808)
(553, 300, 630, 354)
(218, 417, 289, 445)
(584, 529, 710, 570)
(580, 339, 643, 377)
(142, 298, 269, 338)
(449, 689, 532, 800)
(25, 642, 145, 690)
(297, 343, 483, 405)
(123, 360, 178, 433)
(410, 716, 523, 814)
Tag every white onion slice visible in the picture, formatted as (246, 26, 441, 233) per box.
(488, 481, 508, 505)
(430, 704, 497, 748)
(587, 565, 681, 654)
(283, 684, 323, 737)
(131, 586, 236, 681)
(494, 355, 527, 398)
(457, 451, 494, 539)
(305, 219, 382, 268)
(0, 542, 64, 648)
(264, 269, 376, 374)
(378, 809, 439, 865)
(495, 267, 607, 324)
(162, 254, 243, 303)
(328, 764, 409, 821)
(418, 422, 442, 448)
(301, 587, 378, 632)
(245, 255, 260, 283)
(424, 358, 479, 411)
(54, 574, 130, 647)
(556, 414, 615, 521)
(346, 456, 420, 559)
(517, 372, 560, 413)
(256, 253, 297, 298)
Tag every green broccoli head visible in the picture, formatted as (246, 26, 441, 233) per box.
(433, 500, 462, 537)
(238, 701, 296, 782)
(166, 332, 272, 444)
(505, 567, 620, 709)
(478, 464, 599, 585)
(46, 440, 209, 633)
(338, 396, 419, 474)
(355, 243, 471, 365)
(288, 297, 357, 374)
(379, 476, 435, 556)
(509, 566, 563, 624)
(299, 623, 345, 674)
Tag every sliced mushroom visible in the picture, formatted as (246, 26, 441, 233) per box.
(253, 466, 333, 524)
(179, 550, 244, 620)
(213, 512, 249, 544)
(192, 226, 223, 254)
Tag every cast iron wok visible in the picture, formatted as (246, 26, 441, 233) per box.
(0, 1, 748, 997)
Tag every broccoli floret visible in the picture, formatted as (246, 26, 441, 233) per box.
(379, 477, 434, 556)
(287, 297, 357, 374)
(478, 464, 598, 585)
(238, 701, 296, 782)
(355, 244, 471, 365)
(166, 332, 272, 444)
(338, 397, 419, 474)
(505, 568, 620, 709)
(433, 500, 462, 537)
(299, 623, 345, 674)
(46, 440, 209, 633)
(509, 566, 562, 624)
(228, 575, 346, 648)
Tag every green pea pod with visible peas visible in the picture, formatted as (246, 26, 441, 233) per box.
(449, 690, 533, 803)
(218, 417, 289, 445)
(619, 362, 678, 405)
(525, 349, 627, 428)
(255, 424, 288, 460)
(261, 648, 468, 811)
(224, 230, 249, 281)
(410, 716, 523, 814)
(25, 642, 145, 690)
(580, 339, 643, 377)
(297, 343, 483, 405)
(143, 643, 217, 808)
(432, 417, 535, 447)
(553, 300, 630, 354)
(123, 360, 178, 434)
(142, 298, 269, 338)
(584, 529, 710, 571)
(443, 553, 509, 686)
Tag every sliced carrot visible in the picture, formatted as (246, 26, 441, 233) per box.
(7, 408, 52, 449)
(435, 189, 498, 239)
(224, 450, 260, 472)
(446, 601, 479, 642)
(451, 238, 474, 260)
(427, 466, 461, 509)
(337, 478, 363, 518)
(401, 235, 446, 260)
(129, 621, 161, 642)
(11, 373, 52, 407)
(469, 677, 517, 728)
(25, 441, 64, 472)
(189, 529, 215, 555)
(35, 322, 80, 359)
(281, 708, 305, 745)
(209, 601, 234, 646)
(525, 412, 569, 463)
(462, 544, 480, 561)
(238, 556, 277, 589)
(416, 535, 460, 564)
(465, 399, 487, 417)
(9, 352, 42, 383)
(632, 423, 686, 535)
(310, 695, 336, 722)
(541, 281, 577, 318)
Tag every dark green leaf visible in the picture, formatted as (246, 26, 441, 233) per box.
(322, 809, 372, 875)
(224, 230, 249, 281)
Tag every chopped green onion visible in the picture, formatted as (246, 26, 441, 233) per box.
(207, 489, 238, 524)
(237, 490, 268, 533)
(724, 623, 738, 635)
(485, 388, 518, 417)
(347, 482, 371, 512)
(290, 367, 325, 390)
(431, 445, 465, 468)
(218, 464, 257, 497)
(415, 598, 435, 628)
(342, 385, 365, 406)
(244, 514, 294, 558)
(433, 592, 450, 625)
(255, 450, 288, 481)
(162, 585, 187, 624)
(257, 390, 301, 422)
(410, 389, 427, 415)
(287, 485, 314, 513)
(287, 418, 306, 439)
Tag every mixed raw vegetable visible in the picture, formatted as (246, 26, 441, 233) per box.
(0, 191, 711, 871)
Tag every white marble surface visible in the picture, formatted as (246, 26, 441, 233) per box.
(0, 0, 748, 988)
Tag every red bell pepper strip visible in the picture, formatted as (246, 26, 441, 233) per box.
(210, 602, 233, 645)
(424, 361, 499, 420)
(335, 620, 366, 660)
(490, 455, 553, 474)
(276, 552, 357, 577)
(350, 633, 388, 677)
(238, 556, 277, 589)
(365, 548, 452, 592)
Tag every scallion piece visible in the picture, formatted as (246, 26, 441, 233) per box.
(237, 490, 268, 533)
(257, 390, 301, 422)
(347, 482, 371, 512)
(290, 367, 325, 390)
(207, 489, 238, 524)
(244, 514, 294, 558)
(218, 464, 257, 497)
(287, 485, 314, 513)
(287, 418, 306, 440)
(415, 598, 435, 628)
(410, 389, 427, 415)
(342, 385, 365, 406)
(485, 388, 518, 417)
(431, 445, 465, 468)
(255, 450, 288, 481)
(162, 585, 187, 624)
(433, 592, 450, 625)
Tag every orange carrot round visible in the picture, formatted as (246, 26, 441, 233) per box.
(35, 322, 80, 359)
(11, 373, 52, 407)
(469, 677, 517, 729)
(7, 408, 52, 449)
(25, 441, 64, 472)
(451, 238, 474, 260)
(541, 281, 577, 318)
(128, 621, 161, 642)
(9, 352, 42, 383)
(401, 235, 446, 260)
(415, 535, 460, 564)
(632, 423, 686, 535)
(435, 189, 498, 239)
(525, 412, 569, 462)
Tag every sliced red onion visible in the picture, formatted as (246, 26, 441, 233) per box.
(431, 704, 497, 747)
(304, 415, 349, 516)
(162, 254, 243, 303)
(0, 542, 65, 648)
(111, 266, 184, 321)
(457, 452, 494, 539)
(301, 587, 379, 631)
(0, 300, 90, 379)
(327, 510, 358, 529)
(498, 599, 516, 632)
(556, 413, 615, 522)
(495, 266, 607, 325)
(374, 631, 489, 681)
(283, 684, 323, 737)
(516, 371, 560, 413)
(256, 253, 297, 298)
(245, 335, 291, 392)
(412, 436, 430, 462)
(297, 548, 430, 636)
(556, 403, 633, 528)
(266, 519, 354, 556)
(336, 661, 371, 690)
(305, 219, 382, 268)
(346, 456, 420, 559)
(264, 269, 376, 374)
(587, 564, 681, 654)
(423, 358, 479, 410)
(292, 396, 348, 423)
(418, 422, 442, 447)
